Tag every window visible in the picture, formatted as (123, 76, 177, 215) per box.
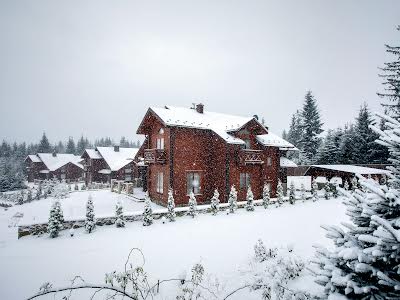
(156, 172, 164, 194)
(240, 173, 251, 189)
(267, 157, 272, 166)
(156, 138, 164, 150)
(244, 139, 251, 149)
(187, 172, 201, 195)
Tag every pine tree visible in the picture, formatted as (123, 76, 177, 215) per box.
(262, 183, 270, 209)
(311, 179, 318, 202)
(166, 189, 176, 222)
(245, 186, 255, 211)
(115, 201, 125, 228)
(54, 200, 64, 225)
(142, 192, 153, 226)
(210, 189, 220, 215)
(299, 91, 324, 164)
(228, 185, 238, 214)
(85, 194, 96, 233)
(277, 179, 284, 205)
(188, 191, 197, 218)
(289, 181, 295, 204)
(66, 137, 76, 154)
(339, 124, 357, 164)
(324, 183, 331, 200)
(38, 132, 51, 153)
(76, 136, 88, 156)
(48, 201, 62, 238)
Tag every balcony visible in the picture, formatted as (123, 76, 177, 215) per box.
(238, 149, 263, 165)
(144, 149, 167, 164)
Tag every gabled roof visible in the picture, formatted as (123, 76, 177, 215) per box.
(84, 149, 102, 159)
(36, 153, 84, 171)
(256, 132, 297, 150)
(25, 154, 42, 163)
(95, 147, 139, 171)
(311, 165, 390, 175)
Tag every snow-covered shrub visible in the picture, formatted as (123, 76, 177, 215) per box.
(289, 181, 295, 204)
(332, 184, 339, 198)
(81, 184, 86, 191)
(74, 183, 78, 191)
(324, 183, 331, 200)
(228, 185, 237, 214)
(351, 176, 358, 191)
(300, 183, 306, 201)
(17, 191, 24, 205)
(344, 180, 350, 190)
(115, 201, 125, 228)
(177, 263, 205, 300)
(188, 191, 197, 218)
(245, 186, 255, 211)
(254, 239, 277, 262)
(36, 184, 41, 200)
(210, 189, 220, 215)
(166, 189, 176, 222)
(262, 183, 270, 209)
(277, 179, 284, 205)
(85, 194, 96, 233)
(27, 188, 32, 202)
(48, 201, 63, 238)
(311, 179, 318, 202)
(51, 182, 69, 199)
(142, 192, 153, 226)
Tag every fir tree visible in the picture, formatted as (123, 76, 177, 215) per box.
(351, 176, 358, 191)
(54, 200, 64, 225)
(166, 189, 176, 222)
(142, 192, 153, 226)
(311, 179, 318, 202)
(245, 186, 255, 211)
(277, 179, 284, 205)
(38, 132, 51, 153)
(300, 183, 306, 201)
(289, 181, 296, 204)
(210, 189, 220, 215)
(115, 201, 125, 228)
(338, 124, 357, 164)
(262, 183, 270, 209)
(228, 185, 238, 214)
(188, 191, 197, 218)
(324, 183, 331, 200)
(48, 201, 63, 238)
(85, 194, 96, 233)
(66, 137, 76, 154)
(299, 91, 324, 164)
(344, 180, 350, 190)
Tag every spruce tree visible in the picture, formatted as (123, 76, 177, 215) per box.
(115, 201, 125, 228)
(339, 124, 357, 164)
(188, 191, 197, 218)
(228, 185, 238, 214)
(277, 179, 284, 205)
(311, 179, 318, 202)
(262, 183, 270, 209)
(142, 192, 153, 226)
(66, 137, 76, 154)
(300, 183, 306, 201)
(344, 180, 350, 190)
(85, 194, 96, 233)
(324, 183, 331, 200)
(289, 181, 296, 204)
(351, 176, 358, 191)
(166, 189, 176, 222)
(299, 91, 324, 164)
(48, 201, 62, 238)
(245, 186, 255, 211)
(210, 189, 220, 215)
(38, 132, 51, 153)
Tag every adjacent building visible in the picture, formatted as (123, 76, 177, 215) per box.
(25, 152, 84, 182)
(136, 104, 297, 206)
(81, 146, 139, 184)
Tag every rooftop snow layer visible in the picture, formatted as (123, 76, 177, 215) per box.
(85, 149, 102, 159)
(311, 165, 390, 175)
(37, 153, 83, 171)
(96, 147, 139, 171)
(257, 132, 297, 150)
(280, 157, 298, 168)
(27, 154, 42, 163)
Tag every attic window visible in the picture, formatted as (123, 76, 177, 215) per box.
(159, 128, 164, 134)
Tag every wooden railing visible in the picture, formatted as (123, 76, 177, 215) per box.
(144, 149, 167, 164)
(238, 149, 264, 165)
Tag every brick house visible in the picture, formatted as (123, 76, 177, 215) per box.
(81, 146, 139, 185)
(25, 153, 84, 182)
(136, 104, 297, 206)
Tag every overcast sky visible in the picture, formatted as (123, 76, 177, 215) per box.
(0, 0, 399, 144)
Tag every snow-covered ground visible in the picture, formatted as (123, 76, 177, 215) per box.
(0, 194, 348, 299)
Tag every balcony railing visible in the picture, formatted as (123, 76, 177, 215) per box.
(144, 149, 167, 164)
(238, 149, 264, 165)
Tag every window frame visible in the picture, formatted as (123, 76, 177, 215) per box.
(240, 173, 251, 190)
(156, 172, 164, 194)
(186, 171, 202, 196)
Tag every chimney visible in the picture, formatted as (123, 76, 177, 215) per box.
(114, 145, 120, 152)
(196, 103, 204, 114)
(52, 150, 57, 157)
(253, 114, 259, 120)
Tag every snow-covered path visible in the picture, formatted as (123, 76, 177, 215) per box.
(0, 197, 347, 299)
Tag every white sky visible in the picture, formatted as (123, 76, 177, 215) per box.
(0, 0, 399, 144)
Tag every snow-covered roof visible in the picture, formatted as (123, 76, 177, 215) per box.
(280, 157, 298, 168)
(98, 169, 112, 175)
(315, 176, 328, 183)
(311, 165, 390, 175)
(150, 106, 263, 145)
(96, 147, 139, 171)
(257, 133, 297, 150)
(85, 149, 102, 159)
(37, 153, 84, 171)
(26, 154, 42, 163)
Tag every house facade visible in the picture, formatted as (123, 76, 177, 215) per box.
(81, 146, 139, 185)
(25, 153, 84, 182)
(136, 104, 297, 206)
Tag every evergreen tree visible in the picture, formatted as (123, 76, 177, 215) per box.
(115, 201, 125, 228)
(332, 184, 339, 198)
(142, 192, 153, 226)
(27, 188, 32, 202)
(210, 189, 220, 215)
(277, 179, 284, 205)
(289, 181, 295, 204)
(38, 132, 51, 153)
(188, 191, 197, 218)
(311, 179, 318, 202)
(66, 137, 76, 154)
(166, 189, 176, 222)
(300, 183, 306, 201)
(85, 194, 96, 233)
(351, 176, 358, 191)
(48, 201, 63, 238)
(299, 91, 324, 164)
(339, 124, 357, 164)
(76, 136, 88, 155)
(324, 183, 331, 200)
(54, 200, 64, 224)
(228, 185, 238, 213)
(344, 180, 350, 190)
(262, 183, 270, 209)
(245, 186, 255, 211)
